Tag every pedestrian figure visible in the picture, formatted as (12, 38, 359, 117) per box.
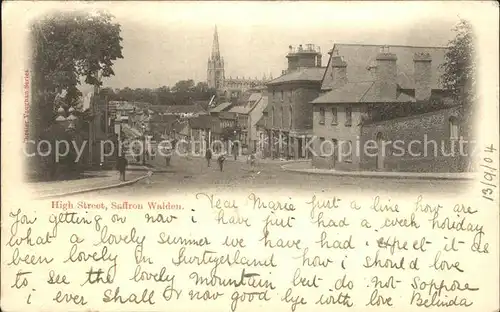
(218, 154, 226, 172)
(116, 154, 128, 182)
(249, 152, 256, 171)
(232, 144, 238, 160)
(165, 151, 171, 167)
(205, 148, 212, 167)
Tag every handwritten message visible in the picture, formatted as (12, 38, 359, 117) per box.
(1, 192, 497, 311)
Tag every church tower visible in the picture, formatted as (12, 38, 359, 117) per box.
(207, 25, 225, 90)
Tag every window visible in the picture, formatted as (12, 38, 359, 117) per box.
(345, 106, 352, 126)
(280, 107, 284, 128)
(288, 90, 293, 102)
(272, 90, 275, 99)
(344, 140, 353, 162)
(331, 107, 338, 125)
(289, 106, 293, 129)
(449, 117, 459, 140)
(280, 90, 284, 102)
(319, 107, 325, 124)
(271, 107, 275, 127)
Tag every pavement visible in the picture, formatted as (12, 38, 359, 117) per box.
(281, 161, 476, 181)
(29, 166, 152, 199)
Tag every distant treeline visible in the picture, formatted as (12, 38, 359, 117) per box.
(100, 80, 217, 105)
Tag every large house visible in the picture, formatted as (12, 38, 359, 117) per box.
(265, 44, 325, 159)
(310, 44, 465, 172)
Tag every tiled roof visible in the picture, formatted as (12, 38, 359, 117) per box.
(312, 82, 375, 104)
(247, 93, 262, 102)
(189, 115, 216, 129)
(151, 104, 207, 115)
(210, 102, 232, 113)
(321, 44, 447, 91)
(229, 105, 250, 114)
(311, 81, 416, 104)
(218, 111, 237, 120)
(267, 67, 326, 85)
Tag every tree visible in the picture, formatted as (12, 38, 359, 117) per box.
(31, 10, 123, 134)
(440, 20, 475, 123)
(440, 19, 475, 170)
(172, 79, 195, 93)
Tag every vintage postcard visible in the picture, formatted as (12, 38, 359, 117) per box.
(1, 1, 499, 311)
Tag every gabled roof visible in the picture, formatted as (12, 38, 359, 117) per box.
(321, 43, 447, 91)
(229, 105, 250, 114)
(228, 92, 264, 115)
(312, 82, 375, 104)
(210, 102, 232, 113)
(218, 111, 237, 120)
(247, 92, 262, 103)
(311, 81, 416, 104)
(267, 67, 326, 85)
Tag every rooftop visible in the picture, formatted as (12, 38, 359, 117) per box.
(209, 102, 233, 113)
(189, 115, 219, 130)
(311, 81, 416, 104)
(267, 67, 326, 85)
(150, 104, 207, 115)
(321, 43, 448, 91)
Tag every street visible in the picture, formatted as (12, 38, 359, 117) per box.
(71, 155, 472, 199)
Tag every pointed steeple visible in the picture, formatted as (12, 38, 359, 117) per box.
(211, 25, 220, 60)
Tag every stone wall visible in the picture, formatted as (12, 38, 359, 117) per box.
(359, 106, 469, 172)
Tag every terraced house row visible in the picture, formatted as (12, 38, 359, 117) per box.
(254, 42, 469, 173)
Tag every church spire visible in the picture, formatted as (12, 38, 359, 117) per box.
(211, 25, 220, 60)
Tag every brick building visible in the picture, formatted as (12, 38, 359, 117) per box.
(265, 44, 325, 159)
(310, 44, 462, 171)
(359, 105, 467, 172)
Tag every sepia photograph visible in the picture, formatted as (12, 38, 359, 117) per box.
(1, 2, 498, 312)
(21, 2, 479, 198)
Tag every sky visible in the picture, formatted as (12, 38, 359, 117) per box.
(34, 2, 467, 93)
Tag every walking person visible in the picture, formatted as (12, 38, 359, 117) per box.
(165, 149, 172, 167)
(218, 153, 226, 172)
(232, 143, 238, 161)
(116, 154, 128, 182)
(249, 152, 257, 172)
(205, 148, 212, 167)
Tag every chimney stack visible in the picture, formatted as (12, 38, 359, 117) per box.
(331, 56, 347, 88)
(413, 52, 432, 101)
(375, 46, 398, 101)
